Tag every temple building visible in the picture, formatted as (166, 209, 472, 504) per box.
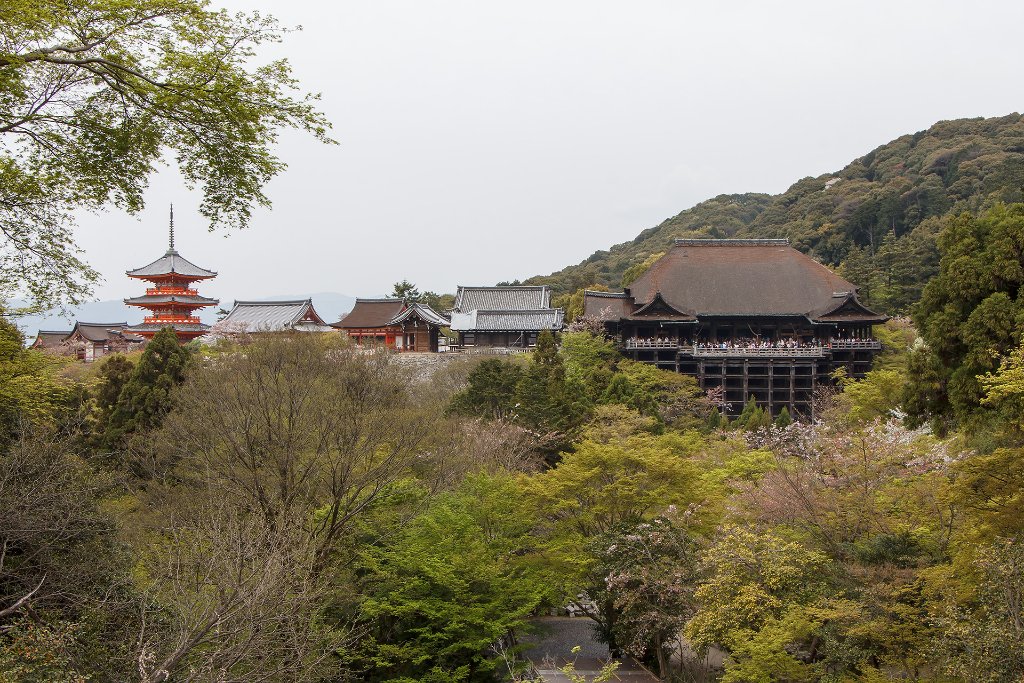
(584, 239, 887, 418)
(449, 285, 564, 348)
(217, 299, 333, 333)
(123, 209, 218, 342)
(332, 299, 450, 352)
(60, 322, 144, 361)
(30, 329, 72, 351)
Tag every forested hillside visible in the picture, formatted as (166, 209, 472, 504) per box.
(529, 114, 1024, 315)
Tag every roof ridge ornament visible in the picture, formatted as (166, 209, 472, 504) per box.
(673, 238, 790, 246)
(169, 204, 175, 252)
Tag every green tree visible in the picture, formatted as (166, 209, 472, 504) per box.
(390, 279, 421, 301)
(0, 315, 69, 445)
(0, 0, 332, 308)
(89, 353, 134, 447)
(104, 326, 190, 445)
(355, 474, 547, 682)
(513, 331, 587, 442)
(685, 525, 835, 680)
(773, 406, 792, 427)
(909, 204, 1024, 427)
(621, 252, 664, 288)
(937, 538, 1024, 682)
(449, 358, 524, 420)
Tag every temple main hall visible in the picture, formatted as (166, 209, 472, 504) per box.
(584, 239, 887, 418)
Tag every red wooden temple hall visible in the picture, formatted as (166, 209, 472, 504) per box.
(124, 207, 219, 341)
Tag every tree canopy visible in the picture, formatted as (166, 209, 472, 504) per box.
(0, 0, 332, 308)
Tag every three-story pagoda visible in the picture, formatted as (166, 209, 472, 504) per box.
(124, 209, 218, 341)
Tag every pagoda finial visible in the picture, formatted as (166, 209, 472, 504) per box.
(169, 204, 175, 251)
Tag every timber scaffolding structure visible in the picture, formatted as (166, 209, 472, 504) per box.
(584, 239, 887, 418)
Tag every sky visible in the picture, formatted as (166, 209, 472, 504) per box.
(71, 0, 1024, 305)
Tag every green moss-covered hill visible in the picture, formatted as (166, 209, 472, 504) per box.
(527, 113, 1024, 315)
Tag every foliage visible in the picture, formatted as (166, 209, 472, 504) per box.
(908, 203, 1024, 427)
(0, 619, 90, 683)
(0, 315, 70, 445)
(685, 525, 834, 680)
(832, 368, 906, 425)
(529, 430, 702, 541)
(936, 538, 1024, 682)
(589, 515, 700, 677)
(620, 252, 664, 288)
(390, 279, 420, 301)
(103, 327, 191, 447)
(528, 114, 1024, 319)
(354, 475, 547, 682)
(0, 0, 332, 309)
(449, 358, 525, 420)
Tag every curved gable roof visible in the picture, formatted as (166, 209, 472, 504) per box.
(333, 299, 406, 329)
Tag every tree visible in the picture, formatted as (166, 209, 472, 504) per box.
(390, 279, 420, 301)
(908, 204, 1024, 426)
(684, 525, 835, 681)
(354, 474, 547, 682)
(449, 358, 524, 421)
(89, 353, 134, 447)
(591, 515, 700, 677)
(157, 333, 433, 565)
(0, 315, 70, 446)
(104, 326, 190, 446)
(937, 538, 1024, 682)
(0, 0, 332, 308)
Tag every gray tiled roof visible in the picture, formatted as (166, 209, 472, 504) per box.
(453, 286, 551, 313)
(32, 330, 72, 348)
(450, 309, 564, 332)
(124, 294, 218, 306)
(126, 249, 217, 279)
(389, 302, 450, 327)
(219, 299, 331, 332)
(125, 322, 209, 334)
(67, 322, 130, 343)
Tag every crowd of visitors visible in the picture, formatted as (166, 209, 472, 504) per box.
(626, 335, 877, 350)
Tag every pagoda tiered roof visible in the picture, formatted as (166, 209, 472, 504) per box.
(126, 248, 217, 280)
(123, 208, 218, 341)
(124, 293, 219, 307)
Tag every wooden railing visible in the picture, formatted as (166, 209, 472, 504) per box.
(690, 347, 827, 358)
(625, 339, 680, 349)
(828, 340, 882, 350)
(146, 287, 198, 296)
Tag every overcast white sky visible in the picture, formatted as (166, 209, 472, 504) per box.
(73, 0, 1024, 303)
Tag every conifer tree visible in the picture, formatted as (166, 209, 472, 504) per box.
(774, 406, 793, 428)
(104, 327, 191, 446)
(91, 354, 135, 448)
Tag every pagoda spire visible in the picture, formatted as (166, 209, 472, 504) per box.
(169, 204, 175, 251)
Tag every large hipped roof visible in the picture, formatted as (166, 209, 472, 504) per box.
(625, 239, 885, 321)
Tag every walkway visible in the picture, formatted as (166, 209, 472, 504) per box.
(522, 617, 659, 682)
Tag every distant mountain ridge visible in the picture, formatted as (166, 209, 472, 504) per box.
(527, 113, 1024, 315)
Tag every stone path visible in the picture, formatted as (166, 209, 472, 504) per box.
(522, 617, 659, 682)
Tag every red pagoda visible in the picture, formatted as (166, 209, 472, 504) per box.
(124, 207, 218, 341)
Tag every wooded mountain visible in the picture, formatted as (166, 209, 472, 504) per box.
(528, 113, 1024, 315)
